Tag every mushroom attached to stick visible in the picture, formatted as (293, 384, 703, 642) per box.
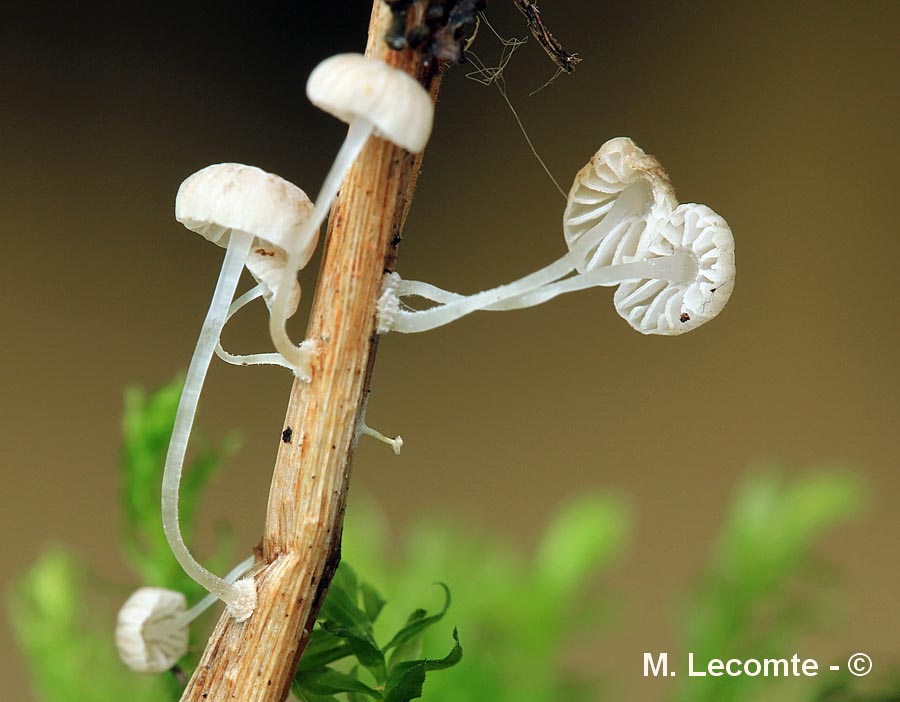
(165, 164, 313, 620)
(268, 53, 434, 380)
(377, 137, 735, 336)
(116, 556, 255, 673)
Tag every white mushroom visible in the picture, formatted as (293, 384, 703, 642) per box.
(269, 53, 434, 380)
(165, 164, 312, 620)
(377, 137, 733, 335)
(563, 136, 676, 274)
(614, 203, 735, 334)
(116, 556, 255, 673)
(116, 588, 187, 674)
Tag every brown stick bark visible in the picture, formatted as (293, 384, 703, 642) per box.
(180, 4, 440, 701)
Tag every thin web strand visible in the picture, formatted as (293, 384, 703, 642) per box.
(465, 15, 567, 200)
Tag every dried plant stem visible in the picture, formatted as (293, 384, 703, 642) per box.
(180, 4, 440, 701)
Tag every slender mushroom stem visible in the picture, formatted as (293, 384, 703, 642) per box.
(178, 555, 256, 626)
(383, 251, 696, 333)
(379, 180, 676, 334)
(161, 229, 257, 619)
(359, 424, 404, 455)
(269, 118, 376, 381)
(215, 286, 293, 369)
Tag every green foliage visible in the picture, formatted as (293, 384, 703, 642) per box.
(7, 377, 897, 702)
(8, 376, 237, 702)
(7, 548, 177, 702)
(340, 494, 634, 702)
(677, 469, 869, 702)
(293, 564, 462, 702)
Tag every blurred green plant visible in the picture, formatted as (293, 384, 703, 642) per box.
(7, 379, 898, 702)
(678, 469, 870, 702)
(340, 494, 632, 702)
(8, 547, 177, 702)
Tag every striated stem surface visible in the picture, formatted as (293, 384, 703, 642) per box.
(180, 4, 440, 700)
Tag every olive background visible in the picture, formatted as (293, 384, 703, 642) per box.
(1, 1, 898, 699)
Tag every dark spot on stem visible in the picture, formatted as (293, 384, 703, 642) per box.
(282, 427, 293, 443)
(680, 313, 691, 323)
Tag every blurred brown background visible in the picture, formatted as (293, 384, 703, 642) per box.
(2, 1, 898, 699)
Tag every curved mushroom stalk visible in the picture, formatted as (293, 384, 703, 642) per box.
(215, 244, 304, 370)
(215, 286, 293, 369)
(378, 251, 694, 333)
(269, 117, 376, 380)
(377, 254, 573, 334)
(379, 203, 733, 336)
(269, 54, 434, 381)
(161, 229, 258, 620)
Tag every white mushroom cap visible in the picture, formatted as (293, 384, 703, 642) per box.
(245, 245, 303, 318)
(115, 587, 188, 674)
(614, 203, 735, 335)
(307, 53, 434, 153)
(176, 163, 317, 270)
(563, 137, 677, 274)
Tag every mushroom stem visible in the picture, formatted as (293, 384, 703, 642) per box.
(382, 252, 696, 333)
(379, 254, 575, 333)
(489, 253, 697, 310)
(178, 555, 256, 626)
(161, 229, 257, 619)
(360, 424, 404, 455)
(215, 285, 293, 369)
(269, 118, 376, 381)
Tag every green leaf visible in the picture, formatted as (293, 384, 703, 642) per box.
(383, 583, 451, 652)
(386, 610, 426, 672)
(294, 666, 382, 700)
(534, 494, 631, 596)
(383, 629, 463, 702)
(424, 628, 463, 671)
(290, 683, 340, 702)
(317, 584, 386, 681)
(296, 629, 355, 673)
(331, 561, 361, 601)
(361, 581, 386, 623)
(318, 620, 385, 678)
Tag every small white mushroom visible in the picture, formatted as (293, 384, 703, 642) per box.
(116, 588, 187, 674)
(269, 53, 434, 380)
(165, 164, 312, 620)
(376, 138, 735, 336)
(116, 556, 255, 673)
(614, 203, 735, 334)
(563, 136, 676, 273)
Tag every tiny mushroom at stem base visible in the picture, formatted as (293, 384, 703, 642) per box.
(116, 556, 256, 674)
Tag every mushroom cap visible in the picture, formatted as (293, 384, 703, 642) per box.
(614, 203, 735, 335)
(175, 163, 317, 271)
(307, 53, 434, 153)
(245, 245, 303, 317)
(563, 137, 677, 274)
(115, 587, 188, 674)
